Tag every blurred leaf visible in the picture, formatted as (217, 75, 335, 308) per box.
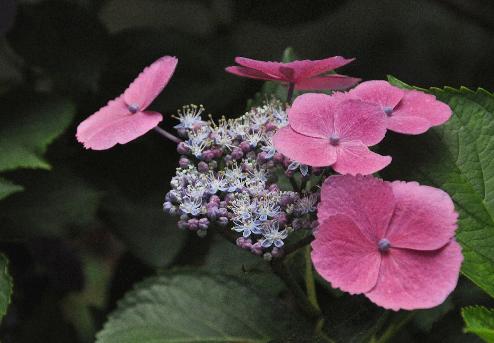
(96, 270, 310, 343)
(103, 193, 187, 268)
(384, 77, 494, 297)
(0, 0, 16, 34)
(202, 236, 283, 295)
(0, 254, 13, 323)
(462, 306, 494, 342)
(8, 0, 108, 94)
(0, 170, 103, 238)
(413, 298, 454, 332)
(0, 177, 23, 201)
(0, 95, 75, 173)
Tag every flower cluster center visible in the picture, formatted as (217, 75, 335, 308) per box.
(128, 104, 140, 114)
(383, 106, 393, 116)
(329, 134, 340, 146)
(378, 238, 391, 252)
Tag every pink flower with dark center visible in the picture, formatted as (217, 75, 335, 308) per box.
(349, 80, 452, 134)
(225, 56, 360, 91)
(272, 93, 391, 175)
(312, 175, 463, 311)
(76, 56, 178, 150)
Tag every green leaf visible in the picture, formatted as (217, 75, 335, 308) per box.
(96, 270, 310, 343)
(462, 306, 494, 342)
(0, 95, 75, 172)
(383, 77, 494, 297)
(0, 170, 102, 238)
(103, 192, 187, 268)
(0, 254, 13, 322)
(0, 177, 23, 201)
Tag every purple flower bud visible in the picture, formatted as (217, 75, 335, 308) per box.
(292, 218, 303, 230)
(177, 128, 188, 137)
(231, 147, 244, 160)
(198, 161, 209, 173)
(273, 152, 284, 163)
(217, 207, 228, 217)
(239, 141, 251, 153)
(178, 157, 190, 168)
(257, 152, 268, 163)
(198, 218, 209, 229)
(265, 160, 275, 169)
(285, 169, 294, 178)
(217, 216, 229, 227)
(188, 218, 199, 230)
(180, 214, 189, 221)
(213, 148, 223, 158)
(163, 201, 173, 212)
(207, 206, 218, 219)
(177, 220, 188, 230)
(223, 155, 232, 164)
(224, 193, 235, 203)
(197, 229, 207, 238)
(265, 122, 278, 131)
(202, 150, 215, 161)
(209, 195, 220, 204)
(250, 242, 263, 255)
(177, 142, 189, 154)
(271, 247, 284, 258)
(277, 213, 288, 225)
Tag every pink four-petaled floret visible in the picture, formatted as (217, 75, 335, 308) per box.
(226, 56, 360, 91)
(311, 175, 463, 311)
(272, 93, 391, 175)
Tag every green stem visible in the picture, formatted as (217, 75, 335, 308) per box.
(374, 312, 415, 343)
(304, 245, 319, 310)
(286, 82, 295, 103)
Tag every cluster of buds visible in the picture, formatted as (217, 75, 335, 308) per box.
(163, 100, 322, 256)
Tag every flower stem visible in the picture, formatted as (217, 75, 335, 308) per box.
(304, 245, 319, 310)
(270, 258, 321, 321)
(286, 82, 295, 103)
(153, 126, 182, 144)
(373, 312, 415, 343)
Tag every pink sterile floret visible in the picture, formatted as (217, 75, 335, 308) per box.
(312, 175, 463, 311)
(349, 80, 452, 134)
(76, 56, 178, 150)
(225, 56, 360, 91)
(272, 93, 391, 175)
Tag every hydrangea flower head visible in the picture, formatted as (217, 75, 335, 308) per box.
(226, 56, 360, 91)
(349, 80, 452, 134)
(312, 175, 463, 310)
(76, 56, 178, 150)
(272, 93, 391, 175)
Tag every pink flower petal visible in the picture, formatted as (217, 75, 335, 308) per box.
(318, 175, 395, 242)
(295, 74, 361, 90)
(272, 126, 336, 167)
(123, 56, 178, 111)
(350, 80, 405, 110)
(235, 57, 284, 79)
(312, 214, 381, 294)
(332, 143, 392, 176)
(385, 181, 458, 250)
(225, 66, 281, 81)
(285, 56, 355, 80)
(393, 90, 452, 126)
(77, 107, 162, 150)
(335, 99, 387, 146)
(386, 115, 432, 134)
(287, 93, 337, 138)
(365, 241, 463, 310)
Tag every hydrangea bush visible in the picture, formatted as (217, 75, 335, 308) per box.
(75, 50, 494, 342)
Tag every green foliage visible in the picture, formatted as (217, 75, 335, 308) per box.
(103, 193, 187, 268)
(462, 306, 494, 342)
(0, 254, 13, 323)
(96, 270, 310, 343)
(384, 76, 494, 297)
(0, 170, 102, 238)
(0, 95, 75, 201)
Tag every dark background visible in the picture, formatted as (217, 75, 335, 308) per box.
(0, 0, 493, 342)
